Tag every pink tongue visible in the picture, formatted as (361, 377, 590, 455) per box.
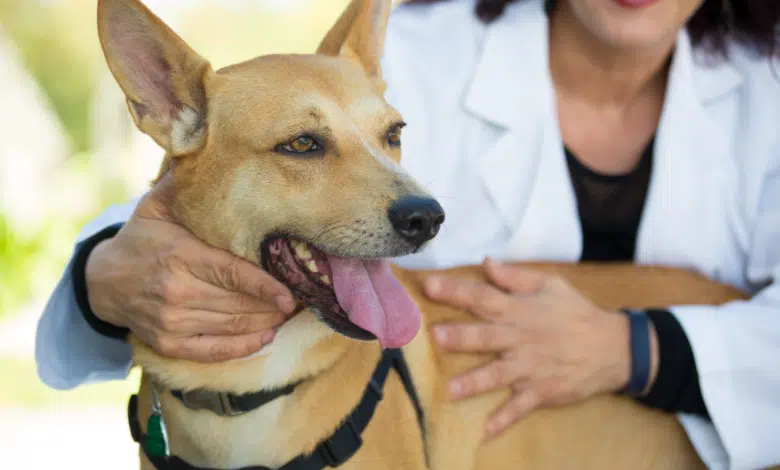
(326, 255, 421, 349)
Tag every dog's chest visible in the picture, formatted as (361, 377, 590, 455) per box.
(166, 399, 289, 469)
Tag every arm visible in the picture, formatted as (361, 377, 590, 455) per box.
(634, 310, 708, 417)
(35, 198, 139, 390)
(669, 161, 780, 470)
(35, 185, 297, 391)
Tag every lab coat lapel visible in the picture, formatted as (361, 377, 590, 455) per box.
(635, 31, 743, 273)
(465, 0, 581, 262)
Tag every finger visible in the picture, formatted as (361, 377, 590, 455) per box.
(423, 275, 512, 320)
(484, 389, 540, 441)
(483, 258, 547, 295)
(154, 330, 276, 363)
(159, 309, 287, 336)
(189, 248, 295, 313)
(181, 277, 291, 316)
(433, 323, 518, 353)
(449, 359, 526, 400)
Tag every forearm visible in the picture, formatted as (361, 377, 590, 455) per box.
(35, 252, 134, 390)
(34, 198, 140, 389)
(73, 223, 130, 339)
(636, 309, 709, 418)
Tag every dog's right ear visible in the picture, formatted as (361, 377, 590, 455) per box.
(97, 0, 211, 156)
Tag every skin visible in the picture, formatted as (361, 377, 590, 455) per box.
(86, 181, 296, 362)
(86, 0, 420, 368)
(83, 0, 707, 439)
(87, 1, 762, 469)
(427, 0, 706, 439)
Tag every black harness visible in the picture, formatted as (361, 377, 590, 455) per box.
(127, 348, 426, 470)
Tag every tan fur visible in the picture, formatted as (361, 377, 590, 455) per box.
(96, 1, 759, 469)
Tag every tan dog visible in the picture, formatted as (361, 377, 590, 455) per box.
(96, 0, 750, 469)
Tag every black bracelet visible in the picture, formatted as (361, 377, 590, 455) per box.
(619, 309, 652, 396)
(71, 222, 130, 340)
(635, 309, 710, 418)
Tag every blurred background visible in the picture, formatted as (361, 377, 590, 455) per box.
(0, 0, 399, 467)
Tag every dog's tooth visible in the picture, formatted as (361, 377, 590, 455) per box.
(306, 261, 319, 273)
(322, 275, 331, 285)
(293, 243, 312, 260)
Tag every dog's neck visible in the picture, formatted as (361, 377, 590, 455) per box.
(134, 312, 382, 469)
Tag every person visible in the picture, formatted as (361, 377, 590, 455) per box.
(35, 0, 780, 468)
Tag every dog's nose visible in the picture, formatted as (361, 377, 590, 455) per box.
(388, 196, 445, 245)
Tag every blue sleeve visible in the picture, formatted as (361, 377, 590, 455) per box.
(35, 198, 140, 390)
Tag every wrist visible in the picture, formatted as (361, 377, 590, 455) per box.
(614, 309, 659, 397)
(642, 319, 660, 395)
(71, 222, 130, 339)
(85, 238, 126, 329)
(601, 309, 632, 393)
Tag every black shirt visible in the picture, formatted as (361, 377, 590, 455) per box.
(565, 138, 709, 418)
(71, 139, 711, 418)
(567, 140, 653, 262)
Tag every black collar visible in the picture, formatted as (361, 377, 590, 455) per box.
(128, 348, 426, 470)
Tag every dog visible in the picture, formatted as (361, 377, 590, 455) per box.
(96, 0, 750, 468)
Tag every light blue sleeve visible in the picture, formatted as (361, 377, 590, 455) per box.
(35, 197, 141, 390)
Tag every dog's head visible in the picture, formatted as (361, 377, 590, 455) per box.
(97, 0, 444, 349)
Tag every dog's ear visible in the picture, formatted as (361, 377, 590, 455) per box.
(317, 0, 392, 82)
(97, 0, 211, 156)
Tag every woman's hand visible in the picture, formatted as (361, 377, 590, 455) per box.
(84, 180, 296, 363)
(424, 258, 655, 440)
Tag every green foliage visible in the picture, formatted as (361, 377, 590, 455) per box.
(0, 0, 356, 321)
(0, 358, 141, 407)
(0, 214, 47, 317)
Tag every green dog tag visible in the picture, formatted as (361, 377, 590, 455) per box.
(145, 412, 168, 458)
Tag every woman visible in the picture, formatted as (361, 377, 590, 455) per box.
(35, 0, 780, 468)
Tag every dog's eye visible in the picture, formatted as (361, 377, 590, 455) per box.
(278, 136, 322, 154)
(386, 123, 405, 147)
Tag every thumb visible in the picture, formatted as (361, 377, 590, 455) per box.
(483, 258, 546, 295)
(194, 246, 295, 312)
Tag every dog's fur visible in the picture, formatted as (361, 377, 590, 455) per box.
(97, 0, 751, 468)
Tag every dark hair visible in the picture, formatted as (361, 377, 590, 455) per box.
(404, 0, 780, 59)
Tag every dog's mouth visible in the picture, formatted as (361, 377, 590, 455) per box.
(260, 238, 421, 349)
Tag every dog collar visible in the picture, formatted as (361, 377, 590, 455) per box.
(128, 348, 427, 470)
(170, 382, 301, 417)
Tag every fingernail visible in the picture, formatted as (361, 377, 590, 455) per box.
(425, 276, 441, 296)
(449, 380, 463, 399)
(276, 295, 295, 314)
(433, 326, 449, 344)
(262, 330, 276, 344)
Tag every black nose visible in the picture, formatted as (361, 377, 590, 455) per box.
(388, 196, 445, 246)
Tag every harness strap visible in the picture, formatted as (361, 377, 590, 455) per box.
(390, 348, 426, 447)
(128, 348, 425, 470)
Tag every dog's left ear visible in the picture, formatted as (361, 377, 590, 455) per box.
(317, 0, 392, 82)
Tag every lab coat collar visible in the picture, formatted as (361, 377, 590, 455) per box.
(462, 0, 745, 262)
(634, 30, 743, 271)
(462, 0, 552, 131)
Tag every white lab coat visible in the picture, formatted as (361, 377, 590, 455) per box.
(35, 0, 780, 468)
